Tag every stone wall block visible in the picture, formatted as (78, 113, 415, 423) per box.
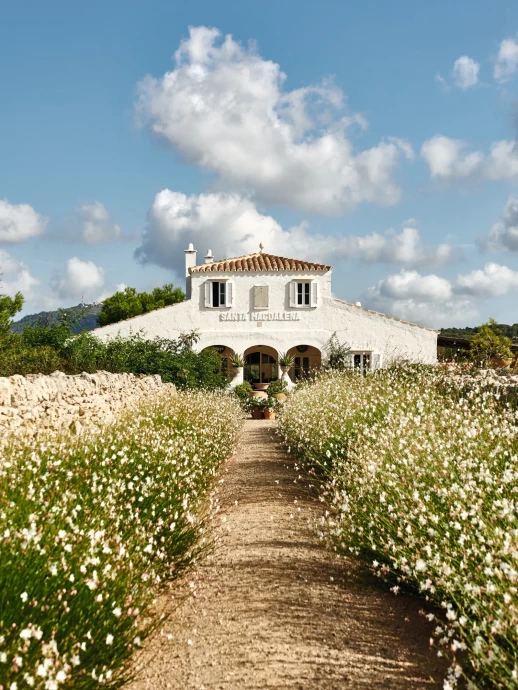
(0, 379, 12, 406)
(0, 371, 173, 438)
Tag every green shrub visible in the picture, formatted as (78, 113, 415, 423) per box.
(322, 332, 352, 370)
(267, 378, 288, 397)
(1, 322, 229, 391)
(21, 311, 80, 355)
(233, 381, 253, 403)
(248, 396, 269, 410)
(0, 335, 63, 377)
(265, 397, 281, 411)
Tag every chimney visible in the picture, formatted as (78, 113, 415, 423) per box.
(205, 249, 214, 264)
(184, 243, 197, 299)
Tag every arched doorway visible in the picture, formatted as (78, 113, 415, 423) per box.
(202, 345, 235, 378)
(287, 345, 321, 381)
(244, 345, 278, 385)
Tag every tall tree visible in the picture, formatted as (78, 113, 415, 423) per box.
(470, 319, 513, 367)
(0, 292, 23, 335)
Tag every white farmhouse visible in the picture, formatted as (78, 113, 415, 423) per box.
(95, 244, 437, 385)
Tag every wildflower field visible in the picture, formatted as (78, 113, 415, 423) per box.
(0, 391, 242, 689)
(279, 367, 518, 689)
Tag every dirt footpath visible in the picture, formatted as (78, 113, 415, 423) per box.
(128, 420, 446, 690)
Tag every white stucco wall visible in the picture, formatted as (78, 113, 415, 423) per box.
(93, 269, 437, 365)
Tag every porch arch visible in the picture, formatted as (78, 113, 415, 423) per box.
(201, 345, 235, 378)
(286, 344, 322, 381)
(243, 345, 279, 385)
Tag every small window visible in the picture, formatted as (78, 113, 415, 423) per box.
(212, 281, 226, 307)
(297, 282, 310, 306)
(290, 280, 318, 308)
(352, 352, 372, 375)
(205, 280, 233, 308)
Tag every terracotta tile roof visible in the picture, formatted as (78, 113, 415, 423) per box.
(190, 252, 332, 273)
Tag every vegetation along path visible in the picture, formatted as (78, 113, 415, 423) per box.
(129, 420, 446, 690)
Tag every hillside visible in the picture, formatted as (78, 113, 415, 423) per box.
(11, 303, 102, 334)
(440, 323, 518, 341)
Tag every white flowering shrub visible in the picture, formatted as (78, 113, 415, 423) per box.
(0, 390, 242, 689)
(279, 367, 518, 689)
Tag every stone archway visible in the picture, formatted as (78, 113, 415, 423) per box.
(287, 345, 322, 381)
(243, 345, 279, 385)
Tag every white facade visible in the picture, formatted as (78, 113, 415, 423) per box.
(94, 246, 437, 385)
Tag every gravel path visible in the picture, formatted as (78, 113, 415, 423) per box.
(128, 420, 446, 690)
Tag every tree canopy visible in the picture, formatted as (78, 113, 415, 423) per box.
(470, 319, 513, 367)
(0, 292, 23, 335)
(441, 323, 518, 340)
(97, 284, 185, 327)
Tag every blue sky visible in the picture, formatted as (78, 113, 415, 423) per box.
(2, 0, 518, 327)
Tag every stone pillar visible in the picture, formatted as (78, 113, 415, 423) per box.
(229, 367, 244, 390)
(281, 368, 295, 391)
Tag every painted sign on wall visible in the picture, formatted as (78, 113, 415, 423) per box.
(219, 312, 301, 322)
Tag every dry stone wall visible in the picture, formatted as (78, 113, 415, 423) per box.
(0, 371, 176, 437)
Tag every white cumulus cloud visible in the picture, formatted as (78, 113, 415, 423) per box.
(456, 262, 518, 296)
(371, 269, 453, 301)
(363, 269, 476, 328)
(75, 202, 122, 244)
(494, 37, 518, 82)
(421, 135, 518, 181)
(0, 249, 39, 297)
(330, 223, 452, 266)
(364, 259, 518, 327)
(135, 190, 452, 274)
(482, 195, 518, 252)
(51, 257, 105, 301)
(0, 199, 48, 243)
(452, 56, 480, 89)
(135, 26, 413, 215)
(421, 136, 484, 179)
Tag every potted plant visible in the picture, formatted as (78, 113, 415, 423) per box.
(230, 352, 245, 374)
(264, 397, 281, 420)
(253, 382, 270, 392)
(249, 397, 268, 420)
(279, 352, 295, 373)
(267, 378, 288, 402)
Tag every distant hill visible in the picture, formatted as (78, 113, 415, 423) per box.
(440, 323, 518, 341)
(11, 303, 102, 335)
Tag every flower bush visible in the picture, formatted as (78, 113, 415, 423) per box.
(278, 366, 518, 689)
(0, 390, 243, 689)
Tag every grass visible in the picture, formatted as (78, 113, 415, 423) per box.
(0, 390, 243, 689)
(278, 366, 518, 689)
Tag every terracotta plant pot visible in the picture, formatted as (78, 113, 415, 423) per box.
(273, 393, 287, 402)
(254, 383, 269, 391)
(264, 409, 276, 420)
(251, 410, 263, 420)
